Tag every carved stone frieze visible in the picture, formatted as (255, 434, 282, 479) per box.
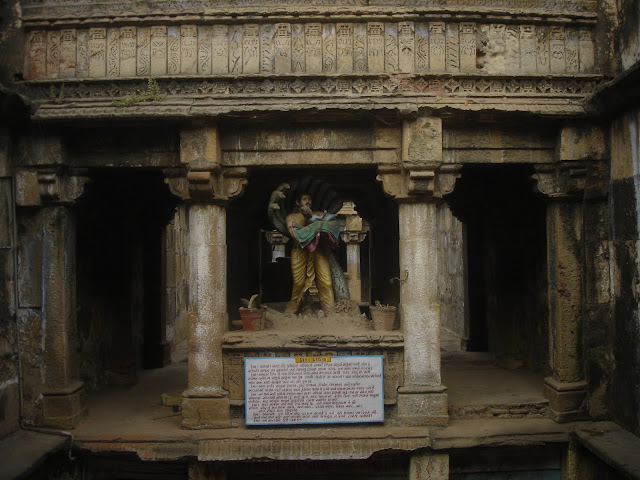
(25, 75, 601, 104)
(24, 22, 596, 81)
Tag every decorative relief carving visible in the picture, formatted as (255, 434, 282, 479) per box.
(107, 28, 120, 77)
(399, 22, 415, 73)
(520, 25, 536, 73)
(120, 27, 137, 76)
(243, 24, 260, 74)
(212, 25, 229, 74)
(76, 30, 89, 78)
(549, 26, 565, 73)
(337, 23, 354, 73)
(384, 23, 399, 72)
(354, 23, 367, 72)
(260, 24, 275, 73)
(229, 25, 243, 74)
(415, 23, 429, 73)
(151, 26, 167, 76)
(275, 23, 292, 73)
(565, 27, 579, 73)
(137, 27, 151, 76)
(459, 23, 475, 73)
(579, 27, 594, 73)
(25, 21, 597, 80)
(536, 26, 550, 73)
(292, 24, 306, 73)
(198, 26, 212, 75)
(89, 28, 106, 78)
(429, 22, 445, 72)
(180, 25, 197, 74)
(168, 27, 181, 74)
(445, 23, 459, 72)
(46, 31, 60, 78)
(60, 29, 76, 78)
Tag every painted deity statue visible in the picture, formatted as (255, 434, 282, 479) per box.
(268, 177, 350, 314)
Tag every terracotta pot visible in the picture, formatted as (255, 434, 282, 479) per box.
(239, 307, 265, 331)
(370, 305, 396, 331)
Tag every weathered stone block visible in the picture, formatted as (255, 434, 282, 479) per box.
(397, 386, 449, 426)
(559, 125, 606, 162)
(404, 118, 442, 164)
(180, 127, 221, 170)
(409, 451, 449, 480)
(544, 376, 588, 422)
(42, 381, 87, 429)
(182, 397, 231, 429)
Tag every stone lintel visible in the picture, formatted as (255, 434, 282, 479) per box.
(16, 168, 89, 207)
(42, 381, 87, 429)
(397, 388, 449, 426)
(182, 397, 231, 429)
(544, 377, 588, 423)
(222, 331, 404, 350)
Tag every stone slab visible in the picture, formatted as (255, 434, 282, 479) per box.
(0, 429, 68, 480)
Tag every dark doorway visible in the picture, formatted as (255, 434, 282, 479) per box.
(448, 165, 549, 372)
(76, 170, 177, 390)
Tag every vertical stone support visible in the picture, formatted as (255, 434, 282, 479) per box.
(182, 201, 230, 428)
(171, 125, 247, 429)
(377, 117, 460, 426)
(396, 199, 448, 425)
(409, 451, 449, 480)
(340, 210, 367, 303)
(543, 198, 587, 420)
(16, 165, 89, 428)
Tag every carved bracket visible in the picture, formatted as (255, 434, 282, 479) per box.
(340, 231, 368, 244)
(165, 167, 248, 204)
(377, 164, 461, 202)
(533, 162, 587, 199)
(16, 168, 89, 207)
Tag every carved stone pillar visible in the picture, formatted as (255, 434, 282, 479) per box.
(377, 117, 460, 426)
(265, 230, 289, 262)
(534, 162, 589, 422)
(169, 126, 247, 429)
(16, 167, 89, 428)
(340, 214, 367, 303)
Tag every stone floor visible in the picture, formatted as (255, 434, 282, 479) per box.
(70, 351, 549, 446)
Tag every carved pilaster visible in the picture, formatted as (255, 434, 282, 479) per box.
(533, 162, 588, 422)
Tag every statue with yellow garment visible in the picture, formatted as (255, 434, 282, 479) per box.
(268, 177, 350, 314)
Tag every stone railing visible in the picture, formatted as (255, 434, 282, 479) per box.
(25, 21, 595, 80)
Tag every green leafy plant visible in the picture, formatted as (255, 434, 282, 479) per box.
(113, 77, 166, 107)
(49, 83, 65, 104)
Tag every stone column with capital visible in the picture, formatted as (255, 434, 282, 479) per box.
(534, 162, 589, 422)
(171, 126, 247, 429)
(533, 125, 606, 422)
(339, 208, 367, 303)
(16, 164, 89, 428)
(377, 117, 460, 426)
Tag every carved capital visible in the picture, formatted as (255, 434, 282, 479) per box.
(265, 230, 289, 246)
(164, 167, 248, 204)
(376, 164, 461, 202)
(340, 231, 368, 244)
(533, 162, 587, 199)
(16, 168, 89, 207)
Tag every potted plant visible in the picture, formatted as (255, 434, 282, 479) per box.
(369, 301, 397, 331)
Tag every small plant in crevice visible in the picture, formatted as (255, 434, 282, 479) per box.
(49, 83, 65, 104)
(113, 77, 166, 107)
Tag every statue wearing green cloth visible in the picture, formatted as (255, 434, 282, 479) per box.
(268, 177, 350, 315)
